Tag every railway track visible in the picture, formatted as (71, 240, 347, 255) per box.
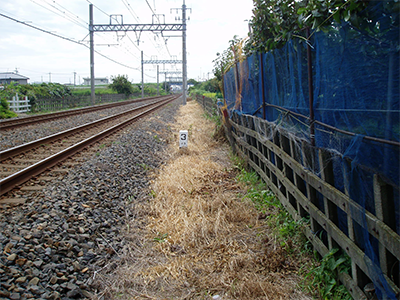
(0, 94, 179, 197)
(0, 95, 166, 130)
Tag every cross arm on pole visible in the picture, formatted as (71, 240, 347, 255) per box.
(92, 23, 183, 32)
(143, 60, 182, 64)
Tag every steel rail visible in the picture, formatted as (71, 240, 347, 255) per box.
(0, 95, 178, 196)
(0, 95, 169, 130)
(0, 97, 172, 161)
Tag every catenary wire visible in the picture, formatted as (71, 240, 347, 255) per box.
(0, 13, 139, 70)
(30, 0, 87, 29)
(30, 0, 142, 63)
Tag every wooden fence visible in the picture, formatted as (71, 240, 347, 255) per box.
(196, 97, 400, 300)
(9, 93, 30, 113)
(195, 94, 218, 116)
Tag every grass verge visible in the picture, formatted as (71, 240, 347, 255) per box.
(92, 100, 350, 299)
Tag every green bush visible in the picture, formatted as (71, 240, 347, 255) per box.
(0, 85, 18, 119)
(71, 88, 119, 96)
(71, 89, 91, 96)
(109, 75, 134, 96)
(189, 88, 208, 98)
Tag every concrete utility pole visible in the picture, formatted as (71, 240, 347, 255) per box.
(142, 58, 182, 95)
(88, 2, 189, 103)
(165, 73, 167, 93)
(141, 51, 144, 99)
(182, 0, 187, 105)
(157, 65, 159, 96)
(89, 4, 95, 105)
(171, 1, 191, 104)
(159, 70, 182, 94)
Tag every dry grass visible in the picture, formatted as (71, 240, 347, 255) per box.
(92, 100, 311, 300)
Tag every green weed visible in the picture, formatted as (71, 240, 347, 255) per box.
(153, 233, 168, 243)
(202, 112, 222, 127)
(138, 163, 151, 171)
(233, 159, 350, 298)
(303, 248, 352, 299)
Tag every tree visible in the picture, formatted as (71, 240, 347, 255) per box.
(202, 78, 220, 93)
(109, 75, 133, 96)
(212, 36, 244, 93)
(188, 79, 198, 86)
(246, 0, 302, 54)
(0, 83, 18, 119)
(245, 0, 399, 55)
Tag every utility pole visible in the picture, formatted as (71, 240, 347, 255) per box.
(73, 72, 77, 86)
(182, 0, 187, 105)
(90, 5, 183, 100)
(159, 70, 182, 94)
(141, 51, 144, 99)
(142, 58, 182, 96)
(89, 4, 95, 106)
(170, 1, 191, 103)
(49, 72, 51, 83)
(88, 3, 189, 103)
(165, 73, 167, 93)
(157, 65, 159, 96)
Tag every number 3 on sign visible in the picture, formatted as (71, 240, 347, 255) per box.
(179, 130, 188, 148)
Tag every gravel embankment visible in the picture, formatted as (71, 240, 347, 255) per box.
(0, 100, 155, 151)
(0, 99, 181, 299)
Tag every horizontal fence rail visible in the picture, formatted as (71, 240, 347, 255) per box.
(9, 94, 30, 113)
(195, 94, 218, 116)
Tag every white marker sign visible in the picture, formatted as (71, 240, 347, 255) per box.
(179, 130, 188, 148)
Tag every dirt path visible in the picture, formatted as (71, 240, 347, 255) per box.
(92, 100, 312, 299)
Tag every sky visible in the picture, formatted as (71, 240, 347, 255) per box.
(0, 0, 254, 85)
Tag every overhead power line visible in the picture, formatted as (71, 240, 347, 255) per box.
(49, 0, 88, 25)
(30, 0, 87, 29)
(85, 0, 109, 17)
(144, 0, 157, 16)
(142, 0, 171, 56)
(0, 12, 83, 46)
(29, 0, 132, 60)
(0, 12, 139, 70)
(118, 0, 171, 58)
(121, 0, 141, 23)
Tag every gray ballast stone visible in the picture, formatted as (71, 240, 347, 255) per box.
(0, 98, 181, 298)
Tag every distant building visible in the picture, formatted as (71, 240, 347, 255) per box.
(0, 72, 29, 85)
(82, 77, 109, 85)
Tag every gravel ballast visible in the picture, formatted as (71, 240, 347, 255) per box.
(0, 99, 158, 151)
(0, 99, 181, 299)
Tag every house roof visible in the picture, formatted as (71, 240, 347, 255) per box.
(0, 72, 30, 80)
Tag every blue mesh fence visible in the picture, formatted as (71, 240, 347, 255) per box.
(223, 1, 399, 298)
